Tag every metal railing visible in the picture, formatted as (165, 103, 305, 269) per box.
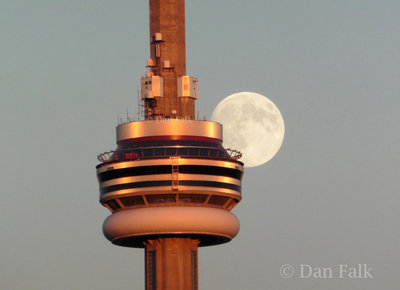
(97, 146, 242, 163)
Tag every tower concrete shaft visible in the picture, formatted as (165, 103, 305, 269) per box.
(150, 0, 186, 76)
(145, 238, 198, 290)
(145, 0, 195, 120)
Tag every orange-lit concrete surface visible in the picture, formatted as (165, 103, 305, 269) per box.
(145, 238, 199, 290)
(103, 206, 240, 246)
(147, 0, 195, 119)
(116, 120, 223, 142)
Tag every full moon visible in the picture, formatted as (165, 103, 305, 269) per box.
(211, 92, 285, 167)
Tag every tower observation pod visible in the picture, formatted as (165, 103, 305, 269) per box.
(96, 1, 244, 289)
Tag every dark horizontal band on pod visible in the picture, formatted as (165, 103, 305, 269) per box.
(100, 180, 241, 196)
(98, 164, 243, 183)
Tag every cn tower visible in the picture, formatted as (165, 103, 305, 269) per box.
(96, 1, 244, 289)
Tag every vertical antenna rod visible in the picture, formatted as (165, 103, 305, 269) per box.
(149, 0, 186, 76)
(143, 0, 196, 120)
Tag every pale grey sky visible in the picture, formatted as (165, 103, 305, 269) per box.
(1, 0, 399, 289)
